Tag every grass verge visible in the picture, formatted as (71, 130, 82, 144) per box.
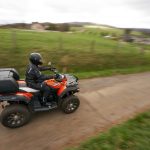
(67, 109, 150, 150)
(75, 65, 150, 79)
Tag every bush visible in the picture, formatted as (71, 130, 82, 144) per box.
(45, 23, 57, 31)
(59, 23, 70, 32)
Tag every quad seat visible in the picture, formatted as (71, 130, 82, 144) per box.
(19, 87, 40, 93)
(18, 81, 40, 93)
(17, 80, 27, 87)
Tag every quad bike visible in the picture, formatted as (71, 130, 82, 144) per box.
(0, 67, 80, 128)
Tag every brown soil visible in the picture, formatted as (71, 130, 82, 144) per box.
(0, 72, 150, 150)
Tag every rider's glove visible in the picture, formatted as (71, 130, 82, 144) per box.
(54, 73, 60, 79)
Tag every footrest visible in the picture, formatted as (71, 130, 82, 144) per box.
(34, 107, 51, 112)
(34, 105, 57, 112)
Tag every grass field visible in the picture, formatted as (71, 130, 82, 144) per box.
(67, 109, 150, 150)
(0, 28, 150, 78)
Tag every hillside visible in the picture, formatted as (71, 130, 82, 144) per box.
(0, 28, 150, 78)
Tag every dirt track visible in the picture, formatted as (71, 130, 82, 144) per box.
(1, 72, 150, 150)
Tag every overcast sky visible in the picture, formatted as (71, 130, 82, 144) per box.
(0, 0, 150, 28)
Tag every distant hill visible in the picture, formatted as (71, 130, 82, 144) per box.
(0, 23, 31, 29)
(0, 22, 116, 29)
(1, 22, 149, 34)
(133, 28, 150, 34)
(120, 27, 150, 34)
(67, 22, 117, 28)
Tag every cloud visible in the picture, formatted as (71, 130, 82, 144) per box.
(0, 0, 150, 28)
(125, 0, 150, 14)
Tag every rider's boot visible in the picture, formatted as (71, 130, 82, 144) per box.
(42, 97, 51, 107)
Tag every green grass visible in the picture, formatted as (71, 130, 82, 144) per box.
(75, 65, 150, 79)
(0, 28, 150, 78)
(67, 110, 150, 150)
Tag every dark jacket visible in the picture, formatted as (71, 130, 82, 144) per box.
(25, 63, 53, 86)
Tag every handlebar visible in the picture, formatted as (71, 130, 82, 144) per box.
(49, 67, 62, 81)
(50, 67, 58, 74)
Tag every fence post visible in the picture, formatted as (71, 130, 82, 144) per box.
(62, 65, 67, 73)
(140, 45, 145, 54)
(60, 55, 70, 73)
(58, 36, 63, 51)
(90, 40, 95, 52)
(12, 30, 17, 50)
(115, 40, 121, 53)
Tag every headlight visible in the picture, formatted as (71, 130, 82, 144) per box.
(65, 74, 78, 86)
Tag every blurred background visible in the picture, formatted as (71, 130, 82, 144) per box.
(0, 0, 150, 78)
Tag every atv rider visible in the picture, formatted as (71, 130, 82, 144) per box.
(25, 53, 57, 106)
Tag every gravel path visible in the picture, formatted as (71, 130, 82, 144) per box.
(0, 72, 150, 150)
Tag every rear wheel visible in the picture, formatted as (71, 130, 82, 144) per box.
(61, 95, 80, 114)
(1, 104, 31, 128)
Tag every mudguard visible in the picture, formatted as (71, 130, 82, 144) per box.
(0, 94, 31, 104)
(59, 86, 79, 98)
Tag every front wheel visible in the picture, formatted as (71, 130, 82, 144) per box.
(1, 104, 31, 128)
(61, 95, 80, 114)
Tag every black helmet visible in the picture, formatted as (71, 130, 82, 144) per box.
(29, 53, 43, 65)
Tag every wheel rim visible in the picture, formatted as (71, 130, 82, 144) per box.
(6, 112, 25, 126)
(66, 99, 78, 112)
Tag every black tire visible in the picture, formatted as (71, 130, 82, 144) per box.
(1, 104, 31, 128)
(61, 95, 80, 114)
